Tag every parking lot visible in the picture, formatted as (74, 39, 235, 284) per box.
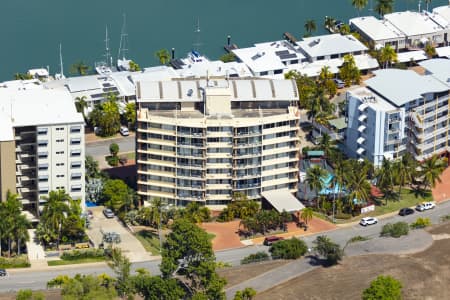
(87, 206, 154, 262)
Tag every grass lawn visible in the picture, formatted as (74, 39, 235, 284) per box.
(124, 151, 135, 160)
(336, 189, 432, 223)
(135, 230, 161, 255)
(47, 257, 105, 266)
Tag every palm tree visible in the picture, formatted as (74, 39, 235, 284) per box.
(347, 169, 371, 211)
(394, 153, 416, 200)
(376, 158, 395, 203)
(331, 158, 347, 220)
(304, 20, 317, 36)
(424, 43, 436, 58)
(70, 61, 90, 76)
(324, 16, 336, 32)
(420, 155, 446, 191)
(149, 197, 163, 228)
(300, 207, 314, 225)
(13, 215, 29, 255)
(379, 45, 398, 68)
(306, 165, 327, 207)
(75, 96, 88, 122)
(375, 0, 394, 17)
(318, 133, 337, 161)
(154, 49, 171, 65)
(352, 0, 369, 16)
(40, 190, 70, 246)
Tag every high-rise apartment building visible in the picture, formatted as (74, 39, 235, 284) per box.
(0, 81, 85, 219)
(136, 78, 300, 207)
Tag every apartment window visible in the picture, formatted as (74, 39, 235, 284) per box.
(71, 161, 82, 169)
(38, 163, 48, 171)
(70, 138, 81, 145)
(56, 151, 65, 155)
(56, 163, 65, 166)
(274, 69, 283, 74)
(56, 174, 65, 178)
(70, 125, 81, 133)
(71, 184, 82, 192)
(38, 175, 48, 182)
(37, 128, 48, 135)
(56, 186, 65, 190)
(260, 71, 268, 76)
(71, 173, 82, 180)
(38, 151, 48, 159)
(56, 139, 64, 143)
(56, 127, 65, 131)
(37, 140, 48, 147)
(71, 149, 81, 157)
(39, 187, 49, 194)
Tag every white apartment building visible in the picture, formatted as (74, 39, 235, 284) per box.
(0, 81, 85, 220)
(136, 78, 300, 208)
(346, 64, 450, 166)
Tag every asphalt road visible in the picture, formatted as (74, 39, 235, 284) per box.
(2, 201, 450, 293)
(85, 135, 135, 158)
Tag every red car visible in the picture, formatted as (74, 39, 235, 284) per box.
(263, 236, 284, 246)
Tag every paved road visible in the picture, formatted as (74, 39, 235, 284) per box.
(2, 201, 450, 293)
(85, 135, 135, 158)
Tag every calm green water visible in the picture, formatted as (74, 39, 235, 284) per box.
(1, 0, 448, 81)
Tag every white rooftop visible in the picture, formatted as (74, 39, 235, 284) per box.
(348, 86, 397, 112)
(396, 50, 428, 63)
(232, 45, 287, 73)
(433, 5, 450, 25)
(109, 72, 136, 97)
(349, 16, 406, 41)
(418, 58, 450, 87)
(262, 189, 305, 213)
(384, 11, 444, 37)
(65, 76, 103, 93)
(137, 79, 298, 102)
(175, 60, 252, 78)
(0, 86, 83, 141)
(435, 46, 450, 58)
(366, 69, 449, 106)
(297, 34, 367, 58)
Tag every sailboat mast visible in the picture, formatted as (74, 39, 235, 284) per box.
(193, 18, 202, 51)
(118, 14, 129, 60)
(59, 43, 64, 77)
(105, 25, 111, 67)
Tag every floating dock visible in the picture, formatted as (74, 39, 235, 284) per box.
(224, 43, 238, 53)
(283, 32, 298, 43)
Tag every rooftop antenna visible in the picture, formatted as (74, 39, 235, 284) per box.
(118, 14, 129, 60)
(193, 18, 202, 52)
(104, 25, 112, 67)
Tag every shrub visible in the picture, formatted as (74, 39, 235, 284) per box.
(0, 255, 30, 268)
(362, 275, 402, 300)
(106, 155, 119, 166)
(61, 248, 105, 261)
(240, 251, 270, 265)
(380, 222, 409, 238)
(16, 289, 45, 300)
(410, 217, 431, 229)
(313, 235, 343, 266)
(269, 238, 308, 260)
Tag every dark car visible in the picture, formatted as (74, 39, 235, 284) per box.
(0, 269, 7, 277)
(263, 236, 284, 246)
(399, 207, 414, 216)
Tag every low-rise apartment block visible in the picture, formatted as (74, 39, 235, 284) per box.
(136, 78, 300, 208)
(0, 81, 85, 220)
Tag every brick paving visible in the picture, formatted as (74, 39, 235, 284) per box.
(432, 167, 450, 203)
(201, 221, 244, 251)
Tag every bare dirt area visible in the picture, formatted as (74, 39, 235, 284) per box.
(218, 260, 289, 288)
(256, 223, 450, 300)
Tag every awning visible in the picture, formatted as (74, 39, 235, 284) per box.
(358, 115, 367, 122)
(358, 125, 366, 132)
(262, 189, 305, 213)
(357, 137, 365, 144)
(356, 147, 365, 155)
(307, 150, 324, 157)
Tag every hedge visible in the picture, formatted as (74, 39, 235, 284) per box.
(60, 248, 105, 261)
(0, 255, 30, 268)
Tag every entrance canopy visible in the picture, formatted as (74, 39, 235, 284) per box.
(262, 189, 305, 213)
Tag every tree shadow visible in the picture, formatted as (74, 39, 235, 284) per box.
(306, 255, 333, 267)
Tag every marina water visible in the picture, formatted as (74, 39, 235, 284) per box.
(1, 0, 448, 81)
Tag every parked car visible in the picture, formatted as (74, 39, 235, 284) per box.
(0, 269, 7, 277)
(263, 236, 284, 246)
(416, 202, 435, 212)
(120, 126, 129, 136)
(359, 217, 378, 226)
(103, 208, 115, 218)
(333, 78, 345, 88)
(398, 208, 415, 216)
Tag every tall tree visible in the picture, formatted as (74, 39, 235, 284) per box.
(102, 179, 135, 213)
(125, 102, 136, 128)
(304, 20, 317, 36)
(420, 154, 446, 191)
(376, 158, 395, 202)
(352, 0, 369, 15)
(424, 42, 436, 58)
(155, 49, 171, 65)
(300, 207, 314, 225)
(306, 165, 327, 207)
(378, 45, 398, 68)
(347, 169, 371, 211)
(324, 16, 336, 31)
(74, 96, 88, 122)
(375, 0, 394, 16)
(339, 54, 361, 86)
(394, 152, 416, 200)
(108, 248, 134, 299)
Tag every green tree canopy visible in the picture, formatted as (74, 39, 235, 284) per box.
(101, 179, 135, 213)
(155, 49, 171, 65)
(109, 143, 119, 157)
(70, 61, 91, 76)
(132, 273, 185, 300)
(362, 275, 402, 300)
(313, 235, 343, 265)
(58, 274, 117, 300)
(269, 238, 308, 259)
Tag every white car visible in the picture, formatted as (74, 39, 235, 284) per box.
(119, 127, 129, 136)
(360, 217, 378, 226)
(415, 202, 435, 212)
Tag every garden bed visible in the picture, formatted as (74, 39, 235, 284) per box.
(0, 255, 30, 268)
